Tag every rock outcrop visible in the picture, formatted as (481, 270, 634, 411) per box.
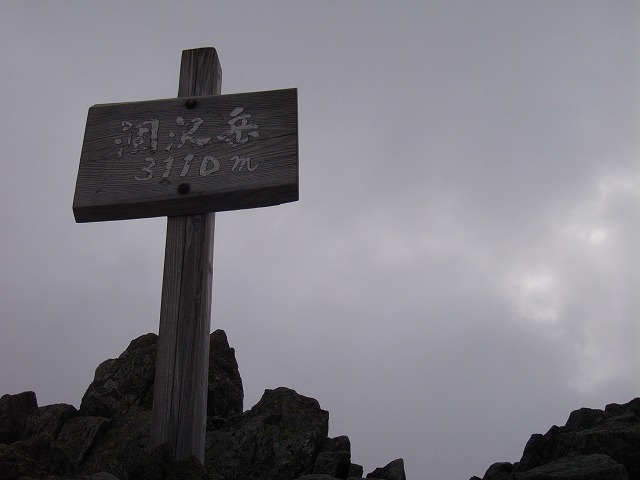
(80, 333, 158, 418)
(367, 458, 406, 480)
(0, 330, 404, 480)
(4, 324, 639, 480)
(477, 398, 640, 480)
(205, 387, 329, 480)
(0, 391, 38, 444)
(207, 329, 243, 420)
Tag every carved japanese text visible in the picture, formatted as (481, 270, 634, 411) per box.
(111, 108, 260, 181)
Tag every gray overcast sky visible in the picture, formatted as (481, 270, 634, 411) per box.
(1, 2, 638, 479)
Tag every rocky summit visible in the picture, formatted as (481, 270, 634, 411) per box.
(3, 329, 638, 480)
(0, 330, 405, 480)
(472, 398, 640, 480)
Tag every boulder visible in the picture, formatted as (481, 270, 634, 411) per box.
(483, 462, 517, 480)
(366, 458, 406, 480)
(207, 329, 243, 420)
(518, 454, 629, 480)
(348, 463, 365, 478)
(0, 391, 38, 444)
(564, 408, 609, 432)
(323, 436, 351, 453)
(604, 399, 640, 417)
(516, 398, 640, 480)
(78, 411, 151, 479)
(25, 403, 78, 439)
(80, 331, 244, 423)
(313, 451, 351, 478)
(313, 436, 352, 479)
(0, 432, 70, 480)
(80, 334, 157, 418)
(55, 416, 110, 468)
(205, 387, 329, 480)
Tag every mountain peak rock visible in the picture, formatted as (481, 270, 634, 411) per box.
(0, 330, 404, 480)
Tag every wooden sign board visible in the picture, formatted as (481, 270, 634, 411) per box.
(73, 88, 298, 222)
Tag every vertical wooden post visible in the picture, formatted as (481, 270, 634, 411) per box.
(150, 47, 221, 462)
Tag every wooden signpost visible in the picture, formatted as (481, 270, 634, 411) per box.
(73, 47, 298, 462)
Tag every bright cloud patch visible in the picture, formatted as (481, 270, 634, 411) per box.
(507, 270, 562, 325)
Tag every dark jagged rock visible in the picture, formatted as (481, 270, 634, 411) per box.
(483, 462, 517, 480)
(313, 436, 352, 479)
(205, 387, 329, 480)
(79, 411, 151, 479)
(80, 334, 158, 418)
(478, 398, 640, 480)
(1, 330, 406, 480)
(564, 408, 609, 432)
(10, 328, 640, 480)
(0, 391, 38, 444)
(324, 435, 351, 453)
(348, 463, 365, 478)
(25, 403, 78, 439)
(518, 454, 628, 480)
(313, 450, 351, 478)
(0, 432, 70, 480)
(366, 458, 406, 480)
(517, 398, 640, 480)
(80, 331, 243, 425)
(56, 416, 111, 468)
(208, 329, 243, 420)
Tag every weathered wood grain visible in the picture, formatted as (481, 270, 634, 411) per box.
(149, 47, 219, 463)
(73, 88, 298, 222)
